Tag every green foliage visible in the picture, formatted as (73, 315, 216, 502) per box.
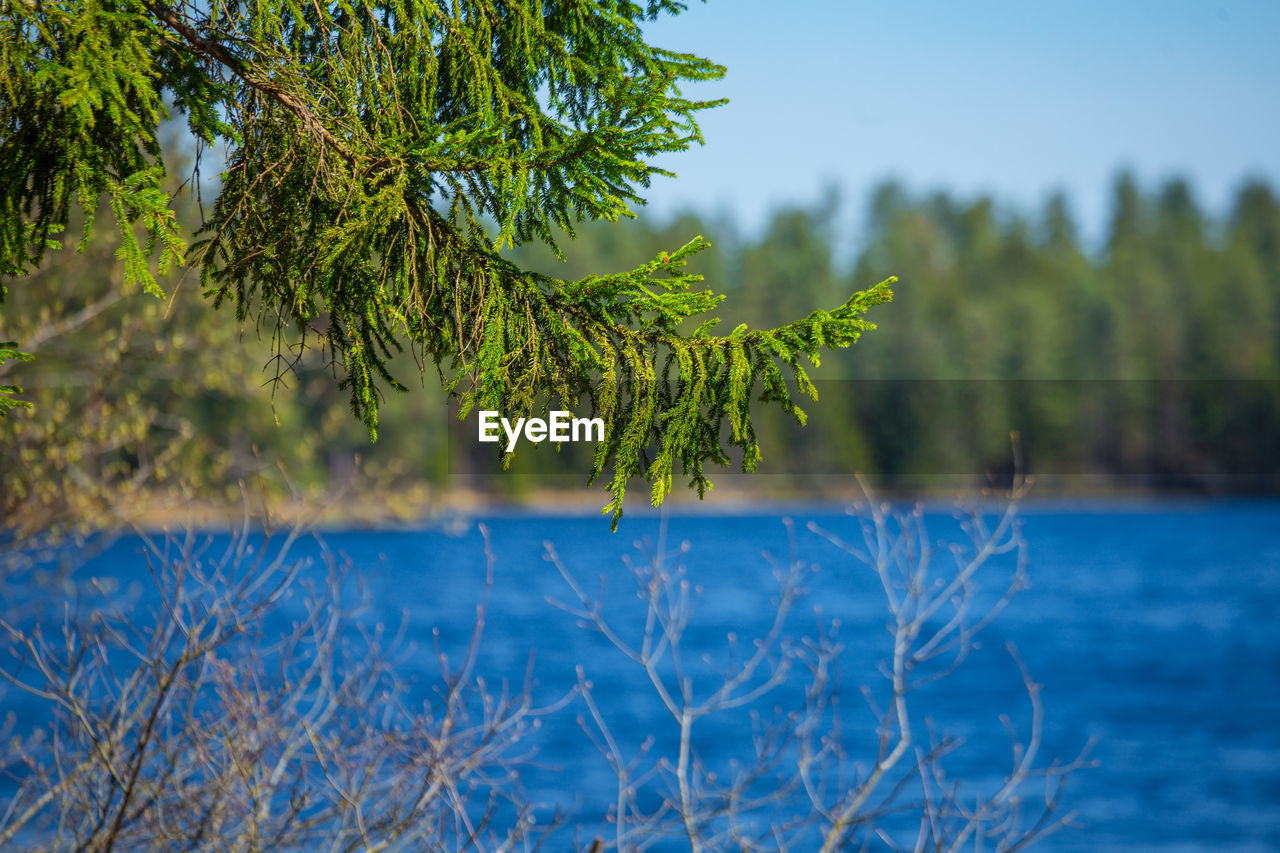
(0, 0, 189, 293)
(503, 176, 1280, 490)
(1, 0, 893, 523)
(7, 168, 1280, 537)
(0, 339, 32, 413)
(836, 175, 1280, 481)
(0, 201, 231, 562)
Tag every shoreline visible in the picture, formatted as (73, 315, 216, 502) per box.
(114, 475, 1280, 532)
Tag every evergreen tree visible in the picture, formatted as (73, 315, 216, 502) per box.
(0, 0, 893, 524)
(1225, 181, 1280, 376)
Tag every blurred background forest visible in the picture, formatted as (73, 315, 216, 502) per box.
(3, 154, 1279, 535)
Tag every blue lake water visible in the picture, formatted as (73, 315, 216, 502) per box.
(9, 499, 1280, 850)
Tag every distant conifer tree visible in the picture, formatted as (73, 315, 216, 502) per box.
(0, 0, 892, 523)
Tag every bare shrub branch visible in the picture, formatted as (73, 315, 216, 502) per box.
(2, 478, 1091, 852)
(0, 517, 557, 852)
(554, 477, 1093, 852)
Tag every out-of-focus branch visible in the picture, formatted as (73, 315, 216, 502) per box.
(555, 474, 1090, 852)
(0, 517, 557, 851)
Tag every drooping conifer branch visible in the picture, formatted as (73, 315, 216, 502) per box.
(1, 0, 893, 523)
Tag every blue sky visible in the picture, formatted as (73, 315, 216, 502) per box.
(638, 1, 1280, 241)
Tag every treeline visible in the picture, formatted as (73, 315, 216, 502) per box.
(4, 173, 1279, 533)
(501, 174, 1280, 490)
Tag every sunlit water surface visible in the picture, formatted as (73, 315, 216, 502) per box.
(12, 500, 1280, 850)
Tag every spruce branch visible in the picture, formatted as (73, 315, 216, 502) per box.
(1, 0, 894, 522)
